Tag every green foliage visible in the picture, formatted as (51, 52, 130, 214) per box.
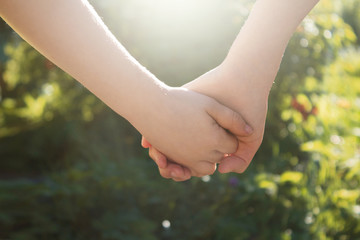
(0, 0, 359, 239)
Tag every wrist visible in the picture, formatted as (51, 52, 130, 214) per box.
(217, 61, 273, 100)
(121, 74, 171, 132)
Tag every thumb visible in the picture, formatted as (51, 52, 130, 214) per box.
(217, 155, 249, 174)
(218, 142, 258, 173)
(207, 100, 253, 137)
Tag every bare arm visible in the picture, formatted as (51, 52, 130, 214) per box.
(0, 0, 162, 123)
(191, 0, 321, 173)
(145, 0, 320, 178)
(222, 0, 320, 95)
(0, 0, 252, 176)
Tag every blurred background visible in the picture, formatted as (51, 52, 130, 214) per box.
(0, 0, 359, 239)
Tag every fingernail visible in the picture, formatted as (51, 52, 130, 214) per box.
(245, 124, 253, 134)
(170, 171, 177, 178)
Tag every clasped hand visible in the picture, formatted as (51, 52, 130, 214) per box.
(141, 65, 268, 181)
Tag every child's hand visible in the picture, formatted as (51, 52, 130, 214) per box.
(138, 87, 253, 177)
(141, 0, 320, 181)
(141, 137, 192, 181)
(184, 68, 268, 175)
(142, 67, 267, 181)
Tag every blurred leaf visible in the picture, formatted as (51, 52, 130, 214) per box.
(280, 171, 303, 184)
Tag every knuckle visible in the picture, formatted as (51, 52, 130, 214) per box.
(209, 150, 224, 163)
(212, 129, 225, 146)
(148, 148, 155, 160)
(234, 158, 251, 173)
(208, 126, 238, 155)
(234, 168, 246, 174)
(205, 166, 217, 176)
(218, 132, 238, 154)
(149, 148, 162, 164)
(227, 139, 238, 153)
(159, 169, 171, 179)
(231, 110, 243, 129)
(173, 177, 188, 182)
(194, 163, 216, 177)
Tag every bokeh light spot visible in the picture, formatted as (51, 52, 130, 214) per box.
(162, 220, 171, 229)
(201, 175, 211, 182)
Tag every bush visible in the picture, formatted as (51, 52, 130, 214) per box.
(0, 0, 359, 239)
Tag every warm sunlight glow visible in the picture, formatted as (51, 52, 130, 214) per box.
(90, 0, 251, 85)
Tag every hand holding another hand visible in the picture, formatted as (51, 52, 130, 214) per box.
(141, 0, 319, 182)
(142, 66, 269, 181)
(139, 86, 253, 180)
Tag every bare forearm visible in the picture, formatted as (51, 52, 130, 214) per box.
(0, 0, 166, 124)
(222, 0, 320, 95)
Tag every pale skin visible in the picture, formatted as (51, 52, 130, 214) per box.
(143, 0, 320, 181)
(0, 0, 255, 177)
